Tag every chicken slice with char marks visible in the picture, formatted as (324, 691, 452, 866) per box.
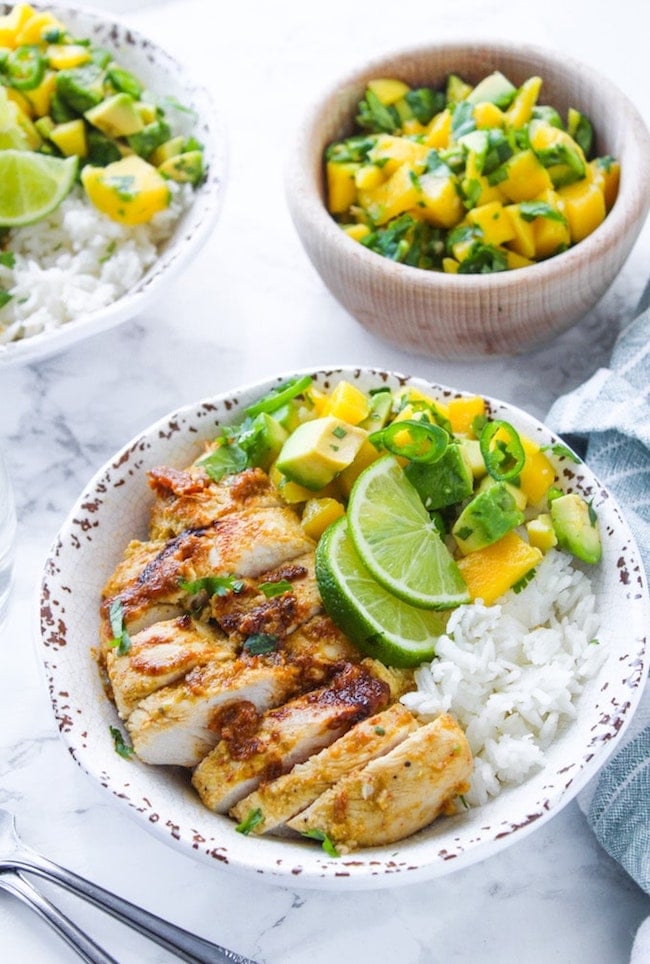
(230, 702, 419, 835)
(100, 506, 314, 655)
(192, 662, 391, 814)
(281, 614, 361, 682)
(287, 713, 472, 850)
(126, 653, 304, 767)
(210, 552, 321, 643)
(148, 465, 283, 541)
(106, 615, 237, 720)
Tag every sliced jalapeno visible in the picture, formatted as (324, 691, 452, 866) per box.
(370, 419, 449, 464)
(245, 375, 313, 417)
(4, 45, 46, 91)
(480, 419, 525, 481)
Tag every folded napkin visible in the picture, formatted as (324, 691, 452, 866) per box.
(546, 283, 650, 957)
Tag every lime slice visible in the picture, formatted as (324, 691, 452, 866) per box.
(0, 150, 78, 227)
(347, 455, 470, 609)
(316, 516, 449, 667)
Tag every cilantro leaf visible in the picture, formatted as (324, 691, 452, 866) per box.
(302, 828, 340, 857)
(108, 598, 131, 656)
(109, 725, 134, 759)
(243, 633, 278, 655)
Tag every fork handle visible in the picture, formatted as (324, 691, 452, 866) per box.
(0, 871, 118, 964)
(13, 853, 254, 964)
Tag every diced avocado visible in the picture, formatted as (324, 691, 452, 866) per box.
(34, 115, 55, 139)
(550, 493, 602, 564)
(128, 118, 172, 159)
(49, 90, 77, 124)
(477, 474, 527, 511)
(532, 104, 563, 128)
(446, 73, 472, 103)
(158, 149, 204, 185)
(89, 46, 113, 69)
(85, 93, 144, 138)
(465, 71, 517, 109)
(360, 391, 393, 432)
(55, 64, 105, 114)
(106, 65, 143, 100)
(50, 118, 87, 158)
(85, 127, 122, 166)
(452, 481, 524, 554)
(276, 416, 367, 491)
(458, 438, 487, 479)
(405, 443, 474, 512)
(244, 413, 288, 472)
(150, 135, 185, 167)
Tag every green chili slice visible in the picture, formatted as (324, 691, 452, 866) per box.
(480, 419, 525, 481)
(5, 45, 46, 90)
(245, 375, 313, 417)
(370, 419, 448, 464)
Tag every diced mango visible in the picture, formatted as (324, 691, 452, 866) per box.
(526, 514, 558, 552)
(50, 118, 87, 157)
(326, 160, 358, 214)
(337, 439, 383, 497)
(358, 162, 420, 225)
(518, 436, 556, 505)
(342, 223, 371, 242)
(393, 387, 449, 420)
(47, 43, 91, 70)
(498, 149, 553, 202)
(321, 381, 371, 425)
(463, 171, 505, 207)
(401, 118, 426, 136)
(300, 497, 345, 540)
(456, 531, 543, 605)
(368, 135, 429, 176)
(442, 256, 459, 273)
(24, 71, 57, 118)
(558, 179, 606, 242)
(447, 395, 485, 436)
(269, 464, 341, 505)
(504, 76, 542, 129)
(354, 164, 384, 190)
(367, 78, 411, 105)
(473, 101, 504, 129)
(466, 200, 515, 246)
(80, 155, 170, 226)
(503, 249, 535, 270)
(504, 204, 537, 259)
(15, 10, 62, 45)
(0, 5, 36, 47)
(589, 158, 620, 211)
(417, 173, 464, 228)
(424, 107, 452, 148)
(532, 192, 571, 258)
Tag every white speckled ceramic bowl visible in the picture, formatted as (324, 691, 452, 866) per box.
(0, 2, 227, 367)
(38, 367, 649, 889)
(286, 41, 650, 358)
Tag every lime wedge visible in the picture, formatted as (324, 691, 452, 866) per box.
(316, 516, 449, 667)
(0, 150, 78, 227)
(347, 455, 470, 609)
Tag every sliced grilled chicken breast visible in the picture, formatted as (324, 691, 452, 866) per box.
(287, 713, 472, 850)
(192, 662, 391, 814)
(106, 616, 237, 719)
(101, 506, 314, 650)
(126, 654, 304, 766)
(230, 702, 419, 834)
(210, 553, 321, 642)
(148, 465, 283, 540)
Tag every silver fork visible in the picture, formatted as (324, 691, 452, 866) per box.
(0, 870, 118, 963)
(0, 809, 255, 963)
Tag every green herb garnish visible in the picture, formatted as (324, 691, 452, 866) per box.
(243, 633, 278, 655)
(235, 808, 263, 835)
(302, 828, 340, 857)
(109, 725, 134, 759)
(108, 598, 131, 656)
(258, 579, 293, 598)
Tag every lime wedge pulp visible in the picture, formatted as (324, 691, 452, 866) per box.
(0, 150, 78, 227)
(347, 455, 470, 610)
(316, 516, 449, 667)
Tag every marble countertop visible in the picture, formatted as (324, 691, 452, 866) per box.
(1, 0, 649, 960)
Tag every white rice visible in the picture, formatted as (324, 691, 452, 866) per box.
(0, 181, 193, 344)
(401, 549, 605, 807)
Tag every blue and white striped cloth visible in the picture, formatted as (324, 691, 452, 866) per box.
(546, 283, 650, 961)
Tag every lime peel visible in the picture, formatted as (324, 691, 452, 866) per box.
(315, 517, 449, 668)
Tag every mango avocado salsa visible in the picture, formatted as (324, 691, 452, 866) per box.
(325, 71, 620, 272)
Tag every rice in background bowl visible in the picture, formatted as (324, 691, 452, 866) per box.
(0, 1, 227, 365)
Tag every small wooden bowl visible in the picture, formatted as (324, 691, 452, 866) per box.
(286, 41, 650, 358)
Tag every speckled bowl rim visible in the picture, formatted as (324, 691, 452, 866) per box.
(37, 366, 649, 890)
(0, 1, 227, 367)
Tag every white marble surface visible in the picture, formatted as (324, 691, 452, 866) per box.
(1, 0, 650, 960)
